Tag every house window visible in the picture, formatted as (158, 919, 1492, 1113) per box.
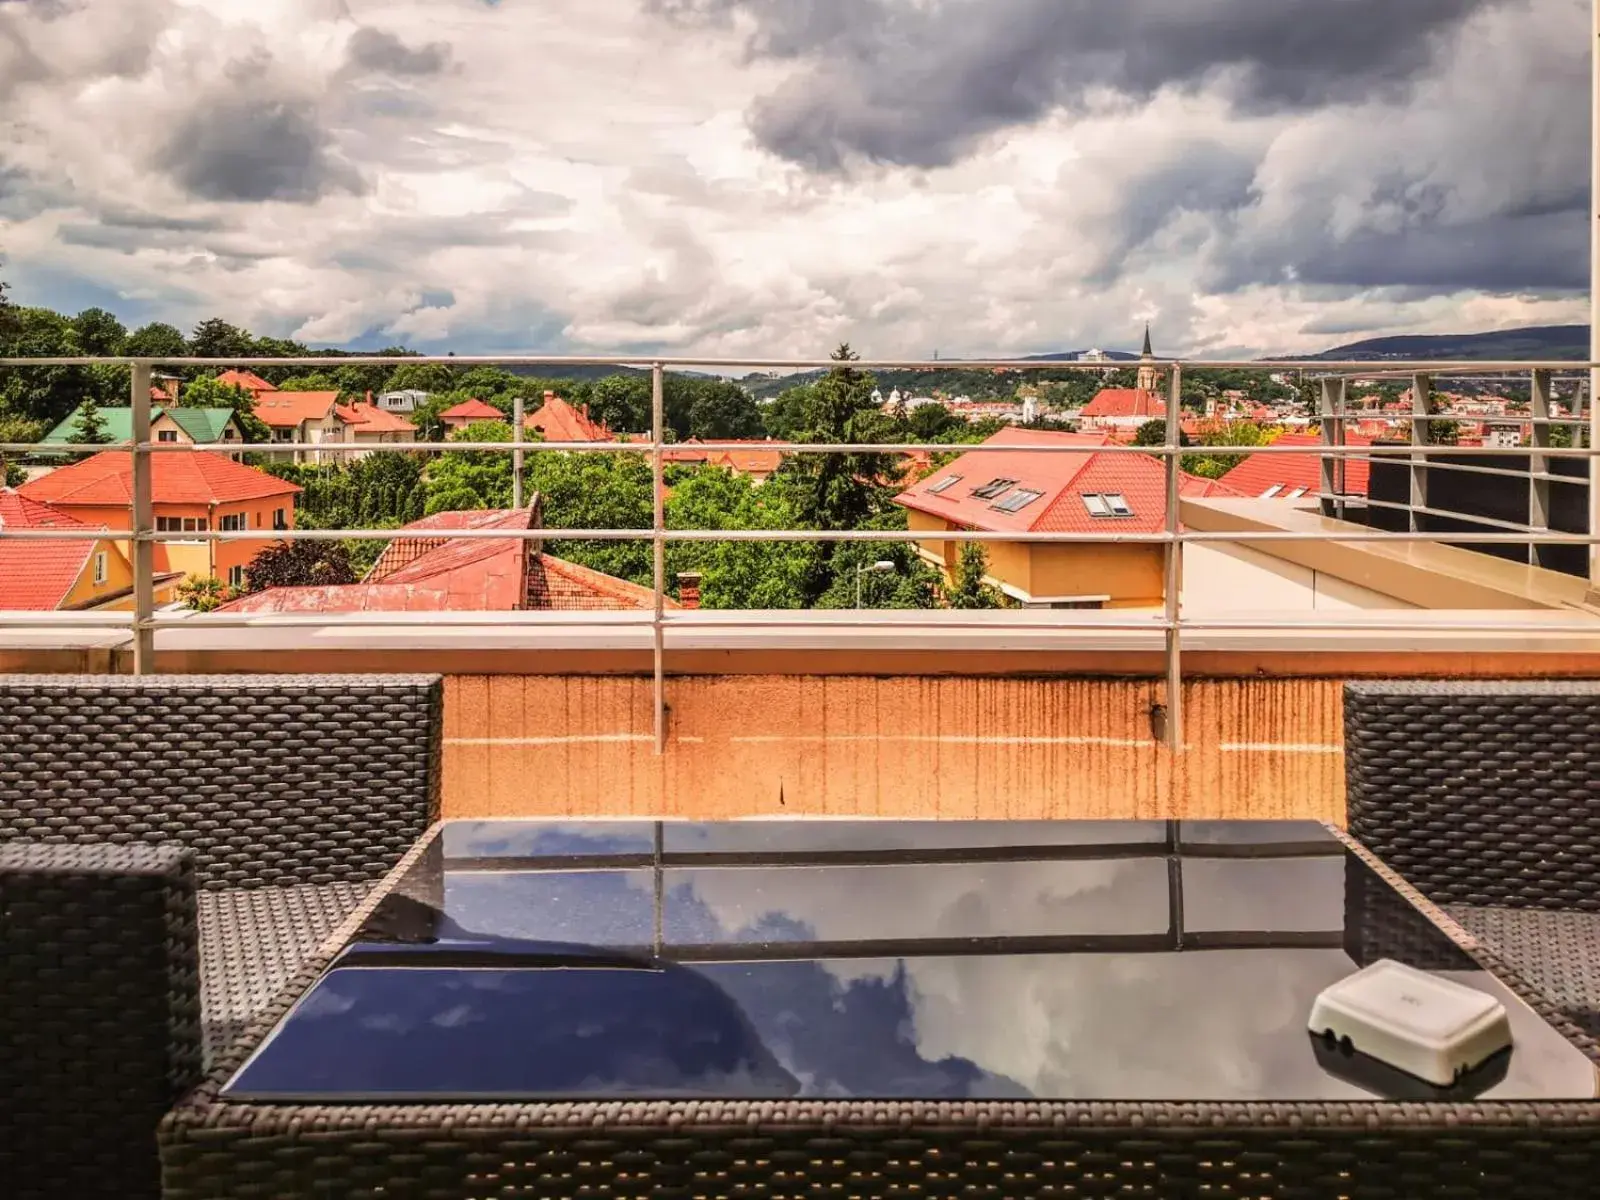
(220, 513, 249, 532)
(992, 488, 1044, 513)
(273, 508, 287, 531)
(1082, 494, 1111, 517)
(228, 565, 244, 588)
(1104, 493, 1133, 517)
(157, 429, 179, 443)
(971, 478, 1018, 500)
(92, 552, 107, 584)
(927, 475, 963, 495)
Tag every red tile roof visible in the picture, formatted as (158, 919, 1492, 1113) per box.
(18, 449, 301, 507)
(0, 489, 100, 609)
(1082, 388, 1166, 420)
(1220, 433, 1374, 499)
(440, 398, 504, 423)
(526, 395, 611, 442)
(335, 402, 417, 434)
(214, 369, 277, 394)
(894, 427, 1220, 535)
(221, 506, 672, 613)
(664, 438, 786, 476)
(254, 391, 343, 429)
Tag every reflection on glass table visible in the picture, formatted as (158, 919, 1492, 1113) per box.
(224, 819, 1599, 1105)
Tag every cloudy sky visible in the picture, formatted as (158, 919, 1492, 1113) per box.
(0, 0, 1588, 359)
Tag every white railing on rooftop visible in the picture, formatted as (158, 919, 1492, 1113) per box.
(3, 352, 1599, 754)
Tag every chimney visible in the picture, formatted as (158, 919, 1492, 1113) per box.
(365, 390, 373, 406)
(544, 390, 556, 404)
(677, 571, 702, 610)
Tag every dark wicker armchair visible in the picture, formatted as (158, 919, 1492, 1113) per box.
(0, 674, 443, 1059)
(1344, 679, 1600, 1035)
(0, 843, 202, 1200)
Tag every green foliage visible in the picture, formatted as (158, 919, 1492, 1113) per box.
(384, 362, 457, 394)
(188, 317, 254, 360)
(0, 306, 106, 424)
(761, 385, 810, 441)
(276, 372, 341, 392)
(1181, 421, 1272, 479)
(665, 468, 815, 609)
(813, 528, 942, 610)
(424, 421, 515, 513)
(0, 413, 42, 486)
(264, 454, 425, 529)
(688, 381, 762, 440)
(1133, 419, 1182, 448)
(527, 447, 654, 583)
(243, 539, 358, 593)
(123, 322, 188, 360)
(946, 543, 1005, 609)
(65, 400, 112, 446)
(180, 376, 272, 443)
(72, 308, 126, 356)
(176, 575, 238, 612)
(588, 375, 650, 433)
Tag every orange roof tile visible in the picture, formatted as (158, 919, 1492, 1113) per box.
(221, 506, 672, 613)
(335, 401, 417, 434)
(18, 449, 301, 508)
(0, 489, 100, 609)
(1221, 433, 1373, 499)
(254, 391, 343, 429)
(894, 427, 1220, 535)
(440, 398, 504, 422)
(1082, 388, 1166, 420)
(526, 395, 611, 442)
(214, 369, 277, 394)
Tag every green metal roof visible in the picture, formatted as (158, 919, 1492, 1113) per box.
(41, 406, 241, 447)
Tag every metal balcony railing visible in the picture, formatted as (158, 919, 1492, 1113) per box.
(2, 352, 1599, 755)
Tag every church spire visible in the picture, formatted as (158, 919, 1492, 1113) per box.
(1141, 322, 1153, 358)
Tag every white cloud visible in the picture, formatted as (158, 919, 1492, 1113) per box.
(0, 0, 1586, 359)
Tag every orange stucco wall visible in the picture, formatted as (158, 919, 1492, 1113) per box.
(441, 676, 1345, 824)
(53, 499, 294, 579)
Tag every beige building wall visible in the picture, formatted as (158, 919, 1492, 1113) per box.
(1183, 543, 1415, 612)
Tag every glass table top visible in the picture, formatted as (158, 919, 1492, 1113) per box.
(224, 819, 1598, 1104)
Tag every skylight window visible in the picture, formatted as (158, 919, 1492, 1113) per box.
(992, 489, 1044, 514)
(927, 475, 963, 495)
(1081, 492, 1134, 519)
(971, 478, 1019, 500)
(1285, 487, 1308, 500)
(1261, 485, 1284, 498)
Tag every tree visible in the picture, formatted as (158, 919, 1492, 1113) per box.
(384, 362, 457, 394)
(1133, 418, 1188, 448)
(906, 403, 958, 442)
(0, 307, 99, 424)
(1181, 420, 1271, 479)
(946, 543, 1004, 609)
(762, 385, 810, 441)
(688, 382, 763, 440)
(242, 539, 358, 593)
(587, 374, 650, 434)
(188, 318, 254, 361)
(665, 467, 816, 608)
(526, 448, 655, 583)
(71, 307, 126, 356)
(0, 413, 43, 486)
(424, 420, 515, 513)
(176, 575, 237, 613)
(180, 376, 273, 444)
(276, 372, 340, 392)
(65, 400, 112, 447)
(123, 321, 189, 361)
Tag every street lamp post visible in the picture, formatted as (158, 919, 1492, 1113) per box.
(856, 559, 896, 608)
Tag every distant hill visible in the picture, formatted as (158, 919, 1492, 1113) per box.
(1300, 325, 1588, 362)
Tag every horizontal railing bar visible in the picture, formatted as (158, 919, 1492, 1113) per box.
(6, 438, 1600, 459)
(1, 354, 1597, 371)
(3, 611, 1598, 636)
(6, 526, 1600, 547)
(1355, 495, 1560, 534)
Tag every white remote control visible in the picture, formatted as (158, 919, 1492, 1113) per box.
(1308, 959, 1512, 1087)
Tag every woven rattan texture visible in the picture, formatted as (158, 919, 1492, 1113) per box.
(1, 843, 201, 1200)
(1344, 682, 1600, 910)
(197, 881, 371, 1064)
(1451, 905, 1600, 1037)
(0, 674, 443, 889)
(159, 826, 1600, 1200)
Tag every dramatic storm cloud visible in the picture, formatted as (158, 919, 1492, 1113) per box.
(0, 0, 1587, 358)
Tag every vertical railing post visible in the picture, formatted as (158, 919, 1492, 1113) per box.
(1318, 377, 1347, 520)
(1530, 369, 1553, 569)
(512, 393, 525, 510)
(1409, 373, 1432, 533)
(651, 363, 666, 755)
(130, 363, 154, 673)
(1162, 362, 1183, 754)
(1590, 0, 1600, 592)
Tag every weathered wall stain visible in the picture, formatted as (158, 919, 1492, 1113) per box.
(442, 676, 1346, 823)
